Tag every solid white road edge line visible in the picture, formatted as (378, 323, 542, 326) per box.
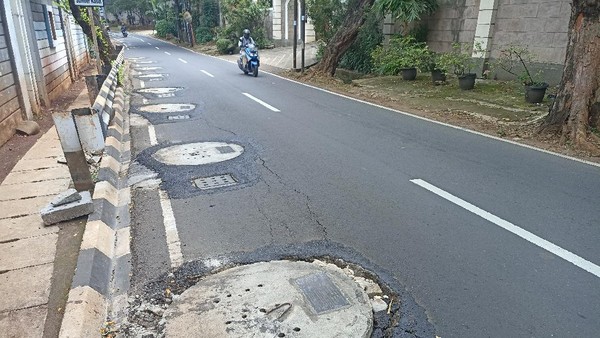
(200, 70, 214, 78)
(410, 178, 600, 279)
(243, 93, 280, 112)
(178, 58, 188, 64)
(158, 190, 183, 268)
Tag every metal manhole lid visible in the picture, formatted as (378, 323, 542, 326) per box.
(152, 142, 244, 165)
(193, 174, 237, 190)
(138, 104, 196, 113)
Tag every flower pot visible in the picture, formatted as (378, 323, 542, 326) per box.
(400, 68, 417, 81)
(458, 73, 476, 90)
(431, 69, 446, 83)
(524, 83, 549, 103)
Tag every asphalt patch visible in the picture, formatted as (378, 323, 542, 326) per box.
(133, 138, 261, 199)
(122, 240, 435, 338)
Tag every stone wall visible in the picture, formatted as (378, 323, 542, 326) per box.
(426, 0, 480, 52)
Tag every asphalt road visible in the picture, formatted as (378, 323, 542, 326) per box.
(122, 33, 600, 337)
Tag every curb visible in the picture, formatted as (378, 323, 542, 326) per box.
(59, 87, 132, 337)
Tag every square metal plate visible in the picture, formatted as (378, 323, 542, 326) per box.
(193, 174, 238, 190)
(293, 272, 350, 315)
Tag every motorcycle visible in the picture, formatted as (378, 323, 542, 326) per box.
(237, 43, 260, 77)
(121, 26, 128, 37)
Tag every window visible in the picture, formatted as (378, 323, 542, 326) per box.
(43, 5, 57, 48)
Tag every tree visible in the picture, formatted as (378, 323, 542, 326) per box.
(540, 0, 600, 152)
(313, 0, 437, 76)
(58, 0, 115, 67)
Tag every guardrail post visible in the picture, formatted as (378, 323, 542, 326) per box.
(52, 111, 94, 192)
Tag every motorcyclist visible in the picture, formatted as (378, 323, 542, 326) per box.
(238, 29, 255, 67)
(121, 24, 127, 37)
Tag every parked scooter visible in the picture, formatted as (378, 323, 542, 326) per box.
(237, 43, 260, 77)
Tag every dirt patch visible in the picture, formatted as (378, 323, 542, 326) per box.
(0, 66, 95, 184)
(281, 69, 600, 163)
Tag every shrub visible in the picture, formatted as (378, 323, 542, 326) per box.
(155, 19, 177, 38)
(216, 38, 235, 54)
(371, 36, 430, 75)
(195, 26, 214, 43)
(339, 9, 383, 73)
(220, 0, 270, 47)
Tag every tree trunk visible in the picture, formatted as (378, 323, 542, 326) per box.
(540, 0, 600, 151)
(313, 0, 376, 76)
(68, 0, 115, 67)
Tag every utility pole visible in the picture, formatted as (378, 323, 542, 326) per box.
(300, 0, 306, 73)
(293, 0, 298, 70)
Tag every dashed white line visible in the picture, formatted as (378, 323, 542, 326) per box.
(410, 178, 600, 279)
(148, 125, 157, 145)
(164, 51, 171, 55)
(147, 42, 152, 45)
(200, 70, 214, 78)
(158, 190, 183, 268)
(155, 47, 160, 50)
(243, 93, 280, 112)
(178, 58, 188, 64)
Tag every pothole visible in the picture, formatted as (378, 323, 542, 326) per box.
(137, 104, 196, 113)
(152, 142, 244, 165)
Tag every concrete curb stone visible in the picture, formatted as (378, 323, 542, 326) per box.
(59, 86, 132, 337)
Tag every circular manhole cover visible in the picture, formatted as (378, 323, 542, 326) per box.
(164, 261, 373, 338)
(152, 142, 244, 165)
(138, 103, 196, 113)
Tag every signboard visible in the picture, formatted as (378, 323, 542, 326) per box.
(74, 0, 104, 6)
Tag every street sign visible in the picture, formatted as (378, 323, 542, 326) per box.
(74, 0, 104, 7)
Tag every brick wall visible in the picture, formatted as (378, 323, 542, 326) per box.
(426, 0, 480, 52)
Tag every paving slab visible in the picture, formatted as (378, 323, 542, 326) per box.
(0, 263, 53, 312)
(11, 158, 65, 172)
(0, 214, 58, 242)
(0, 178, 70, 201)
(0, 305, 47, 338)
(1, 167, 71, 185)
(21, 142, 63, 161)
(0, 197, 51, 219)
(0, 233, 57, 271)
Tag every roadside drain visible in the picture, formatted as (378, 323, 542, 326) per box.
(152, 142, 244, 165)
(193, 174, 238, 190)
(138, 104, 196, 113)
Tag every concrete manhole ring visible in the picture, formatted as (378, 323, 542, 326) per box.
(164, 261, 373, 338)
(138, 103, 196, 113)
(152, 142, 244, 165)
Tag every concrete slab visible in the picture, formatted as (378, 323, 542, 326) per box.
(0, 233, 57, 271)
(0, 305, 48, 338)
(0, 214, 58, 242)
(164, 260, 373, 338)
(0, 263, 53, 312)
(21, 143, 64, 161)
(11, 158, 65, 172)
(0, 178, 70, 201)
(0, 197, 52, 219)
(51, 189, 82, 207)
(2, 167, 71, 185)
(41, 191, 93, 226)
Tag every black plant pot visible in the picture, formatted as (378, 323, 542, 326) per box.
(400, 67, 417, 81)
(458, 73, 476, 90)
(431, 69, 446, 83)
(525, 83, 549, 103)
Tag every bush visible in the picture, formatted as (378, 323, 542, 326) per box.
(195, 26, 214, 43)
(371, 36, 430, 75)
(220, 0, 270, 47)
(339, 9, 383, 73)
(155, 20, 177, 38)
(216, 38, 235, 54)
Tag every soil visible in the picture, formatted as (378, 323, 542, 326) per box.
(0, 66, 94, 184)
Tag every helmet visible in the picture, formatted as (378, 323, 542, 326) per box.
(243, 29, 250, 39)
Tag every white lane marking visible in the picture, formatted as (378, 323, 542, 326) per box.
(147, 42, 152, 45)
(410, 179, 600, 279)
(148, 125, 158, 145)
(200, 70, 214, 78)
(243, 93, 280, 112)
(140, 80, 145, 88)
(164, 51, 171, 55)
(155, 47, 160, 50)
(142, 98, 149, 104)
(178, 58, 188, 64)
(158, 190, 184, 268)
(136, 37, 144, 42)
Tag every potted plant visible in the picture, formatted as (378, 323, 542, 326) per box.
(425, 51, 447, 84)
(495, 45, 548, 103)
(371, 36, 430, 81)
(437, 43, 478, 90)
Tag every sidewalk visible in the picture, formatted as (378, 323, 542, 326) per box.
(0, 89, 89, 337)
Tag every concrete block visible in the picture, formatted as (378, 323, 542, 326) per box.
(15, 121, 40, 136)
(40, 191, 93, 226)
(79, 220, 115, 258)
(51, 188, 82, 207)
(59, 286, 107, 338)
(0, 263, 53, 312)
(0, 306, 47, 338)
